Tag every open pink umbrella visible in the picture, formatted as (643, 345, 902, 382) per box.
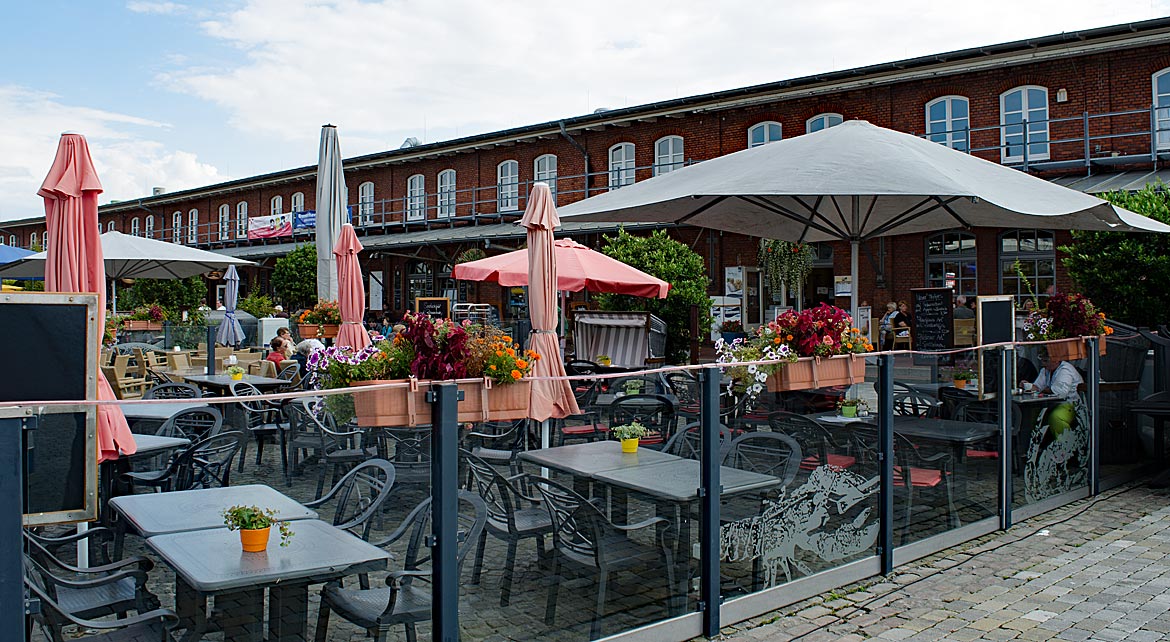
(453, 238, 670, 298)
(41, 133, 135, 462)
(522, 184, 581, 422)
(333, 223, 371, 350)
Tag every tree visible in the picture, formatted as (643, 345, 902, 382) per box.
(596, 228, 713, 363)
(1062, 182, 1170, 328)
(116, 276, 206, 317)
(272, 243, 319, 309)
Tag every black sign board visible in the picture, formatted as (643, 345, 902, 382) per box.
(911, 287, 954, 366)
(976, 295, 1016, 401)
(415, 297, 451, 319)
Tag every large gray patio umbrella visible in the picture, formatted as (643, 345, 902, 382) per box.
(558, 120, 1170, 322)
(215, 265, 245, 347)
(315, 124, 348, 302)
(0, 230, 254, 314)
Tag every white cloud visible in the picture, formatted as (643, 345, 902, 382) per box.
(0, 86, 228, 221)
(126, 1, 186, 15)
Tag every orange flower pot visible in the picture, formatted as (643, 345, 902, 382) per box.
(297, 324, 321, 339)
(351, 379, 532, 427)
(239, 527, 270, 552)
(767, 354, 866, 392)
(321, 324, 340, 339)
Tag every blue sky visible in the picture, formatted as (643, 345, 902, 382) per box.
(2, 0, 1168, 223)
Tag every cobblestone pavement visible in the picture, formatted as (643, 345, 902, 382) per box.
(713, 482, 1170, 642)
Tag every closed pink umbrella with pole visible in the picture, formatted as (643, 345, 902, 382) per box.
(333, 223, 371, 350)
(522, 184, 581, 422)
(41, 133, 135, 461)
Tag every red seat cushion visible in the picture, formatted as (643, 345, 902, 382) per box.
(562, 424, 607, 435)
(799, 454, 856, 471)
(965, 449, 999, 459)
(893, 466, 945, 487)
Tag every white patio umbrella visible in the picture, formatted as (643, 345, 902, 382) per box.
(315, 124, 348, 302)
(215, 265, 245, 347)
(0, 230, 254, 314)
(558, 120, 1170, 323)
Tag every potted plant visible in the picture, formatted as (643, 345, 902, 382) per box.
(762, 305, 872, 392)
(222, 505, 294, 552)
(1022, 292, 1112, 361)
(595, 354, 612, 367)
(123, 304, 167, 331)
(949, 366, 977, 390)
(299, 301, 343, 339)
(226, 365, 246, 381)
(612, 421, 648, 453)
(758, 240, 815, 297)
(837, 398, 869, 418)
(720, 319, 747, 344)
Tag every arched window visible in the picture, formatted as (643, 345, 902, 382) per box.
(290, 191, 304, 212)
(534, 154, 557, 201)
(747, 121, 782, 148)
(497, 160, 519, 211)
(270, 195, 283, 215)
(236, 202, 247, 238)
(925, 96, 969, 151)
(437, 170, 456, 218)
(6, 235, 13, 246)
(217, 204, 230, 240)
(106, 221, 115, 233)
(144, 215, 154, 239)
(1000, 86, 1049, 162)
(1153, 68, 1170, 150)
(406, 174, 426, 221)
(172, 211, 182, 243)
(187, 209, 198, 244)
(608, 142, 635, 190)
(654, 136, 684, 175)
(806, 113, 843, 133)
(29, 232, 38, 251)
(925, 231, 977, 296)
(358, 181, 375, 225)
(999, 229, 1056, 305)
(130, 217, 140, 236)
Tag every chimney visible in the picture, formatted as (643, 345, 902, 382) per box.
(152, 187, 165, 196)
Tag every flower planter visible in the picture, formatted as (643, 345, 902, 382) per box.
(840, 405, 858, 418)
(351, 378, 532, 427)
(124, 320, 163, 331)
(767, 354, 865, 392)
(321, 324, 340, 339)
(620, 438, 639, 453)
(297, 323, 321, 339)
(239, 527, 270, 552)
(1045, 335, 1107, 362)
(230, 373, 244, 381)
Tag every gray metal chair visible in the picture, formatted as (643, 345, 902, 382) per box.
(304, 458, 396, 541)
(153, 406, 222, 441)
(121, 430, 244, 493)
(662, 421, 734, 460)
(141, 382, 200, 400)
(314, 491, 486, 642)
(283, 399, 377, 495)
(608, 393, 676, 448)
(231, 380, 282, 471)
(25, 575, 176, 642)
(767, 410, 855, 473)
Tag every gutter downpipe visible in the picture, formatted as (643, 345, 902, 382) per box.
(558, 120, 591, 198)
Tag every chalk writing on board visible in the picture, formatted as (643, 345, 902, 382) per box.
(415, 297, 451, 319)
(911, 287, 954, 352)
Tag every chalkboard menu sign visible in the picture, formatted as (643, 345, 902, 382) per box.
(911, 287, 954, 366)
(0, 292, 100, 526)
(415, 297, 451, 319)
(976, 295, 1015, 401)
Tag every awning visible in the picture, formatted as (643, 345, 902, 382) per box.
(1050, 169, 1170, 194)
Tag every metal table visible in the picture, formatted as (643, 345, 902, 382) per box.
(148, 519, 389, 642)
(811, 412, 998, 456)
(593, 458, 780, 502)
(181, 373, 288, 395)
(121, 401, 211, 423)
(99, 434, 191, 525)
(519, 439, 676, 477)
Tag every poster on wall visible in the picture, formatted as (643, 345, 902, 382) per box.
(247, 213, 292, 239)
(856, 305, 872, 341)
(294, 210, 316, 229)
(724, 266, 744, 297)
(833, 275, 853, 297)
(369, 271, 383, 311)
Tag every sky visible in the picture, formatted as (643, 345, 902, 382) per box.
(1, 0, 1169, 223)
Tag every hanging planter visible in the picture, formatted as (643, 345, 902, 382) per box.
(767, 354, 866, 392)
(758, 239, 815, 301)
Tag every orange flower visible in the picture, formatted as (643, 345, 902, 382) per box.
(496, 350, 504, 357)
(489, 365, 497, 371)
(845, 343, 853, 349)
(516, 359, 528, 369)
(506, 348, 516, 356)
(534, 353, 542, 360)
(510, 369, 522, 380)
(786, 334, 794, 341)
(773, 337, 781, 344)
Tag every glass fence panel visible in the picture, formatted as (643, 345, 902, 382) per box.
(1097, 327, 1157, 483)
(718, 358, 880, 600)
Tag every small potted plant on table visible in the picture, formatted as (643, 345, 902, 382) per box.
(613, 421, 648, 453)
(223, 505, 294, 552)
(226, 365, 245, 381)
(950, 366, 977, 390)
(837, 398, 869, 418)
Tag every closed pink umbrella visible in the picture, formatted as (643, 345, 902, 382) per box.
(522, 184, 581, 421)
(41, 133, 135, 462)
(333, 223, 371, 350)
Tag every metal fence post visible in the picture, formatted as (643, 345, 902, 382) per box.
(206, 325, 217, 376)
(699, 366, 721, 638)
(877, 354, 894, 575)
(1087, 337, 1101, 495)
(0, 413, 28, 640)
(998, 346, 1014, 530)
(429, 382, 462, 641)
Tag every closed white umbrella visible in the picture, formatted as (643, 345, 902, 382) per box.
(315, 124, 348, 302)
(559, 120, 1170, 322)
(215, 265, 245, 347)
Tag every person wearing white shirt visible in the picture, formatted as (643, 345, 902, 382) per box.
(1030, 357, 1084, 403)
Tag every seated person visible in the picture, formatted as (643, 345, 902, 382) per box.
(954, 295, 975, 319)
(266, 337, 289, 365)
(291, 339, 324, 373)
(1023, 352, 1084, 438)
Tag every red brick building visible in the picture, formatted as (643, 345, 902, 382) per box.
(4, 17, 1170, 331)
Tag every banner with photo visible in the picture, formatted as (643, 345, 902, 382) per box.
(294, 210, 316, 229)
(247, 213, 292, 239)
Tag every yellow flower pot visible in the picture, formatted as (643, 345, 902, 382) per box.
(620, 438, 639, 453)
(230, 373, 244, 381)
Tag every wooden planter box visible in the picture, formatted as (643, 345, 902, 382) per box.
(123, 320, 163, 331)
(350, 379, 531, 427)
(1044, 335, 1107, 362)
(766, 354, 866, 392)
(321, 324, 340, 339)
(297, 323, 320, 339)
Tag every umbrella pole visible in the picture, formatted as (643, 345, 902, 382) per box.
(111, 279, 117, 317)
(850, 239, 859, 325)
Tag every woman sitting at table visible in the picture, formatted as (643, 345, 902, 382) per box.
(1023, 351, 1084, 439)
(266, 338, 290, 365)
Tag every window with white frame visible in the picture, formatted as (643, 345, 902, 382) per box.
(236, 202, 247, 238)
(925, 231, 977, 296)
(358, 182, 375, 225)
(130, 217, 140, 236)
(218, 204, 230, 240)
(437, 170, 456, 218)
(188, 209, 198, 244)
(29, 232, 38, 250)
(407, 174, 426, 221)
(654, 136, 684, 175)
(806, 113, 843, 133)
(999, 229, 1056, 305)
(1000, 86, 1049, 162)
(291, 192, 304, 213)
(107, 221, 115, 233)
(43, 232, 48, 251)
(748, 121, 783, 148)
(270, 195, 283, 215)
(497, 160, 519, 211)
(172, 212, 182, 243)
(5, 234, 12, 246)
(144, 215, 154, 239)
(608, 142, 635, 190)
(534, 154, 557, 200)
(1154, 68, 1170, 150)
(926, 96, 969, 151)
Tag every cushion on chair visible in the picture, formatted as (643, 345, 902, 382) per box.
(965, 449, 999, 459)
(799, 453, 856, 471)
(561, 424, 607, 436)
(893, 466, 945, 487)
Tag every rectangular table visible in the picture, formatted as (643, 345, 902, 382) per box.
(149, 519, 389, 642)
(110, 484, 317, 539)
(182, 373, 288, 395)
(98, 434, 192, 526)
(519, 439, 676, 477)
(121, 401, 211, 423)
(811, 413, 998, 453)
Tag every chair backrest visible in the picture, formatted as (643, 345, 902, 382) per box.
(607, 394, 676, 445)
(664, 372, 699, 407)
(394, 490, 487, 578)
(230, 381, 271, 427)
(166, 352, 191, 371)
(143, 382, 201, 399)
(155, 407, 223, 441)
(722, 431, 803, 488)
(113, 354, 134, 379)
(893, 390, 939, 418)
(461, 449, 530, 534)
(608, 374, 663, 396)
(954, 318, 977, 346)
(175, 430, 244, 490)
(768, 410, 841, 465)
(276, 361, 300, 381)
(532, 476, 608, 568)
(662, 421, 732, 460)
(312, 459, 396, 540)
(938, 386, 977, 420)
(565, 360, 600, 376)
